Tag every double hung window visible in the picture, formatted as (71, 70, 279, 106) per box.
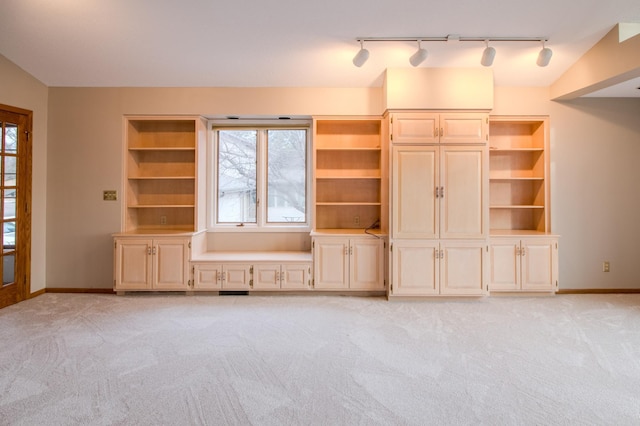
(213, 123, 309, 229)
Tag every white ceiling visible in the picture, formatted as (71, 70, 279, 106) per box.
(1, 0, 640, 94)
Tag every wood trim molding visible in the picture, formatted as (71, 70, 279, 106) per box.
(28, 288, 46, 298)
(46, 288, 116, 294)
(557, 288, 640, 294)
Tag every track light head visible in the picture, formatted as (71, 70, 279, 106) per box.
(409, 40, 428, 67)
(480, 41, 495, 67)
(352, 40, 370, 67)
(537, 41, 552, 67)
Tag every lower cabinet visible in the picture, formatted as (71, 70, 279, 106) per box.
(192, 263, 252, 290)
(253, 264, 312, 290)
(114, 237, 190, 291)
(191, 262, 311, 291)
(313, 236, 385, 291)
(489, 237, 558, 292)
(390, 240, 486, 296)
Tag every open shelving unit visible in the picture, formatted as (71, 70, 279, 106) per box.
(124, 117, 201, 232)
(313, 118, 383, 230)
(488, 117, 549, 233)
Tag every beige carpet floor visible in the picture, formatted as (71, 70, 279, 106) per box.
(1, 293, 639, 425)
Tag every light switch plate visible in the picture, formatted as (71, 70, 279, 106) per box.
(103, 190, 118, 201)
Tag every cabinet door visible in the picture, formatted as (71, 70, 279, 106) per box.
(222, 264, 252, 290)
(350, 238, 384, 290)
(154, 239, 190, 290)
(440, 242, 486, 296)
(521, 239, 556, 291)
(254, 264, 281, 290)
(391, 240, 439, 295)
(391, 113, 439, 144)
(489, 239, 520, 291)
(115, 238, 153, 290)
(314, 238, 349, 289)
(440, 113, 487, 144)
(281, 263, 311, 290)
(193, 263, 222, 290)
(392, 146, 438, 239)
(440, 147, 485, 239)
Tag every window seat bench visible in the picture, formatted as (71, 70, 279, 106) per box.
(190, 251, 313, 291)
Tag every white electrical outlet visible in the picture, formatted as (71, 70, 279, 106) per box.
(160, 215, 167, 225)
(354, 216, 360, 226)
(603, 261, 610, 272)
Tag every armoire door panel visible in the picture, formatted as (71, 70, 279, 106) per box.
(440, 148, 484, 238)
(392, 147, 438, 239)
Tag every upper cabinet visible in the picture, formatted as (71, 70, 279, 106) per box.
(313, 117, 386, 231)
(390, 112, 488, 145)
(124, 116, 206, 233)
(392, 145, 485, 239)
(488, 117, 549, 234)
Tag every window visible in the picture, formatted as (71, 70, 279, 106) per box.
(213, 123, 309, 230)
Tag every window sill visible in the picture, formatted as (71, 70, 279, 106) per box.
(208, 225, 311, 233)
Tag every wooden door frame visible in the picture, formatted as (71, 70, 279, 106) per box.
(0, 103, 32, 308)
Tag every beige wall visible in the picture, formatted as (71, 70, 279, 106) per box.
(0, 54, 48, 294)
(39, 82, 640, 291)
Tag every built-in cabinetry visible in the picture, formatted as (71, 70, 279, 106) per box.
(388, 111, 489, 297)
(311, 117, 387, 294)
(123, 116, 206, 232)
(313, 117, 384, 230)
(253, 264, 311, 290)
(190, 252, 312, 292)
(392, 240, 485, 296)
(312, 234, 385, 291)
(114, 236, 190, 291)
(115, 116, 205, 292)
(489, 237, 558, 292)
(114, 113, 558, 297)
(392, 145, 485, 239)
(191, 263, 252, 291)
(488, 117, 558, 293)
(391, 112, 487, 144)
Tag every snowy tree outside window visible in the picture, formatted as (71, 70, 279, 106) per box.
(215, 126, 308, 227)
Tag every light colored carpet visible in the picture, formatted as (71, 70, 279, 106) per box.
(0, 293, 639, 425)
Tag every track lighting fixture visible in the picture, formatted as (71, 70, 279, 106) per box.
(352, 40, 369, 67)
(480, 40, 496, 67)
(352, 36, 551, 68)
(409, 40, 428, 67)
(536, 40, 553, 67)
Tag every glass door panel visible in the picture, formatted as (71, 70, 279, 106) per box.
(0, 106, 31, 308)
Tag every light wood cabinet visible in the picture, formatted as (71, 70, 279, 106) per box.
(114, 237, 190, 291)
(390, 112, 487, 144)
(191, 263, 252, 291)
(253, 263, 311, 290)
(392, 145, 486, 239)
(313, 235, 385, 291)
(390, 240, 486, 296)
(124, 116, 206, 233)
(490, 237, 558, 292)
(313, 118, 384, 230)
(489, 117, 549, 232)
(388, 111, 489, 298)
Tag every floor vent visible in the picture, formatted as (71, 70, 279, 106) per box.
(219, 291, 249, 296)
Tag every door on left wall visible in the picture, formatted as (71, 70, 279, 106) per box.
(0, 105, 32, 309)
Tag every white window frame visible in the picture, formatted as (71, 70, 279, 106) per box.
(208, 119, 312, 232)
